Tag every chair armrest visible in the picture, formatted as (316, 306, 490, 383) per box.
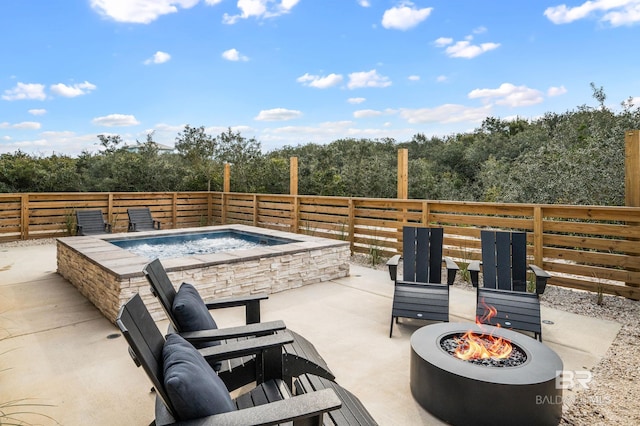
(179, 320, 286, 343)
(529, 264, 551, 295)
(443, 256, 460, 286)
(153, 220, 161, 229)
(198, 332, 294, 364)
(468, 260, 481, 288)
(76, 224, 83, 235)
(204, 293, 269, 324)
(164, 388, 342, 426)
(386, 254, 401, 281)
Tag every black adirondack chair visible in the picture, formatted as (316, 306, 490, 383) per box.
(469, 230, 551, 341)
(117, 294, 378, 426)
(127, 207, 161, 231)
(143, 258, 335, 391)
(386, 226, 459, 337)
(116, 294, 342, 426)
(75, 209, 112, 236)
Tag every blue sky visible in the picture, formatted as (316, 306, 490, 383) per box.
(2, 0, 640, 156)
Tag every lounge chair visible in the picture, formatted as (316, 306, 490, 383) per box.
(75, 209, 112, 236)
(117, 294, 378, 426)
(469, 230, 551, 341)
(127, 207, 161, 231)
(143, 258, 335, 391)
(386, 226, 459, 337)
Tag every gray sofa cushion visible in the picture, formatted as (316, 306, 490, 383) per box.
(163, 333, 236, 420)
(172, 283, 220, 348)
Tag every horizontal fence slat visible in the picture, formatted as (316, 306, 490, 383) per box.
(3, 192, 640, 299)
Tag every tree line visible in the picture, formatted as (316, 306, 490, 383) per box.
(1, 91, 638, 206)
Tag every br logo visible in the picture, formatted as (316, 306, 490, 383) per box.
(556, 370, 593, 390)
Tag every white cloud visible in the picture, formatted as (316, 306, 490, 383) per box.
(382, 2, 433, 30)
(50, 81, 97, 97)
(29, 109, 47, 116)
(347, 70, 392, 89)
(144, 51, 171, 65)
(223, 0, 300, 24)
(434, 37, 453, 47)
(473, 26, 488, 34)
(0, 131, 101, 156)
(468, 83, 544, 107)
(436, 75, 448, 82)
(408, 75, 420, 81)
(544, 0, 640, 26)
(222, 48, 249, 62)
(255, 108, 302, 121)
(205, 0, 222, 4)
(399, 104, 492, 124)
(92, 114, 140, 127)
(348, 97, 366, 104)
(2, 82, 46, 101)
(547, 85, 568, 97)
(90, 0, 199, 24)
(357, 0, 371, 7)
(0, 121, 38, 130)
(354, 109, 383, 118)
(12, 121, 42, 130)
(297, 73, 343, 88)
(442, 37, 500, 58)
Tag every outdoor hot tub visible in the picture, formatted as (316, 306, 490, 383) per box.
(57, 224, 350, 323)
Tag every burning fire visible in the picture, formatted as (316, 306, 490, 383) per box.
(454, 300, 513, 361)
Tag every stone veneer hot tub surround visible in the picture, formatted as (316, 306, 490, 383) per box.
(57, 224, 350, 323)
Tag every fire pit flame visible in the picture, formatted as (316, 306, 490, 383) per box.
(454, 299, 513, 361)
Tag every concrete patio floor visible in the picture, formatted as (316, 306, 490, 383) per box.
(0, 242, 621, 425)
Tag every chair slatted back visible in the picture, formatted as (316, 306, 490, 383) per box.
(402, 226, 444, 284)
(116, 294, 177, 417)
(480, 230, 527, 292)
(76, 209, 107, 235)
(128, 208, 156, 231)
(143, 259, 180, 331)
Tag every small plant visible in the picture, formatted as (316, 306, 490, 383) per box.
(63, 209, 76, 236)
(596, 282, 605, 306)
(110, 213, 119, 232)
(337, 221, 348, 241)
(527, 275, 536, 293)
(301, 220, 315, 236)
(0, 398, 59, 425)
(369, 244, 381, 267)
(456, 240, 473, 283)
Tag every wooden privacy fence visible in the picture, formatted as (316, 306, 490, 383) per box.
(1, 192, 639, 299)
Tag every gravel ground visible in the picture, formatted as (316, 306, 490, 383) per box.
(4, 240, 639, 425)
(351, 253, 640, 426)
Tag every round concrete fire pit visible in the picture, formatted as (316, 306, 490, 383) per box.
(411, 323, 563, 426)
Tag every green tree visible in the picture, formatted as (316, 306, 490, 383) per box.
(175, 125, 217, 191)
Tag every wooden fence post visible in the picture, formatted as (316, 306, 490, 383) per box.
(253, 194, 259, 227)
(626, 130, 640, 207)
(625, 130, 640, 297)
(533, 206, 543, 267)
(290, 157, 298, 196)
(348, 198, 355, 255)
(21, 194, 29, 240)
(397, 149, 408, 199)
(172, 193, 178, 229)
(224, 163, 231, 193)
